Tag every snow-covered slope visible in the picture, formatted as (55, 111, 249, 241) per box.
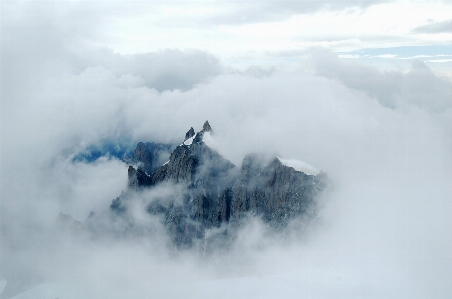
(277, 157, 319, 175)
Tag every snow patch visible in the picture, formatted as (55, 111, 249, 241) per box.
(182, 131, 215, 148)
(182, 135, 195, 146)
(277, 157, 320, 175)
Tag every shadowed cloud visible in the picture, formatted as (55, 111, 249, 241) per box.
(412, 19, 452, 34)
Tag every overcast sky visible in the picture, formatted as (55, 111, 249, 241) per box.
(2, 1, 452, 73)
(1, 1, 452, 299)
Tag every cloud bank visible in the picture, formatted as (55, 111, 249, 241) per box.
(1, 2, 452, 299)
(412, 19, 452, 34)
(2, 50, 452, 298)
(312, 49, 452, 111)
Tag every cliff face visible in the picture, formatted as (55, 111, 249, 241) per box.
(231, 154, 326, 227)
(127, 142, 174, 175)
(112, 121, 327, 249)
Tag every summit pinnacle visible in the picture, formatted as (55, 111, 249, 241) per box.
(184, 127, 195, 141)
(202, 120, 212, 133)
(111, 121, 327, 250)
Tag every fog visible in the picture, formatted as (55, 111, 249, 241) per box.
(2, 2, 452, 299)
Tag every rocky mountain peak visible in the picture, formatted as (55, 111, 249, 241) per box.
(202, 120, 212, 133)
(112, 122, 327, 250)
(125, 141, 174, 174)
(184, 127, 195, 141)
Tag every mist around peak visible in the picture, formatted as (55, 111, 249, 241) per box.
(2, 7, 452, 296)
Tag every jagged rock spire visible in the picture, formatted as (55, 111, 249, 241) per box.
(184, 127, 195, 141)
(111, 123, 327, 249)
(202, 120, 212, 133)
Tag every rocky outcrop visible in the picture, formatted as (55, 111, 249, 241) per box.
(230, 154, 327, 227)
(128, 142, 174, 175)
(202, 120, 212, 133)
(128, 166, 152, 190)
(112, 121, 327, 249)
(184, 127, 195, 141)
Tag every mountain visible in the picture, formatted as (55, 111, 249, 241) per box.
(111, 121, 327, 250)
(125, 141, 174, 175)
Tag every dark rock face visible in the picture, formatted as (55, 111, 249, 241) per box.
(112, 121, 327, 249)
(128, 141, 174, 175)
(202, 120, 212, 133)
(128, 166, 152, 190)
(153, 133, 235, 186)
(184, 127, 195, 141)
(230, 155, 327, 227)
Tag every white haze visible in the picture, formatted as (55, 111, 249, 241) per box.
(2, 3, 452, 299)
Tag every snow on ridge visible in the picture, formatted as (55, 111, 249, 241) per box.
(182, 131, 214, 148)
(277, 157, 320, 175)
(182, 135, 195, 146)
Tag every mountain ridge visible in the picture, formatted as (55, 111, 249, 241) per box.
(111, 121, 327, 249)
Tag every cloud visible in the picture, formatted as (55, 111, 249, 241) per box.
(311, 49, 452, 112)
(2, 57, 452, 297)
(202, 0, 394, 25)
(412, 19, 452, 34)
(76, 48, 223, 92)
(240, 65, 276, 79)
(0, 3, 222, 98)
(125, 50, 222, 91)
(2, 2, 452, 299)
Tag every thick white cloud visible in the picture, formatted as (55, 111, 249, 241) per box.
(1, 2, 452, 299)
(2, 51, 452, 297)
(312, 50, 452, 112)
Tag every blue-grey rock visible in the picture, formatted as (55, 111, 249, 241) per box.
(112, 121, 327, 250)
